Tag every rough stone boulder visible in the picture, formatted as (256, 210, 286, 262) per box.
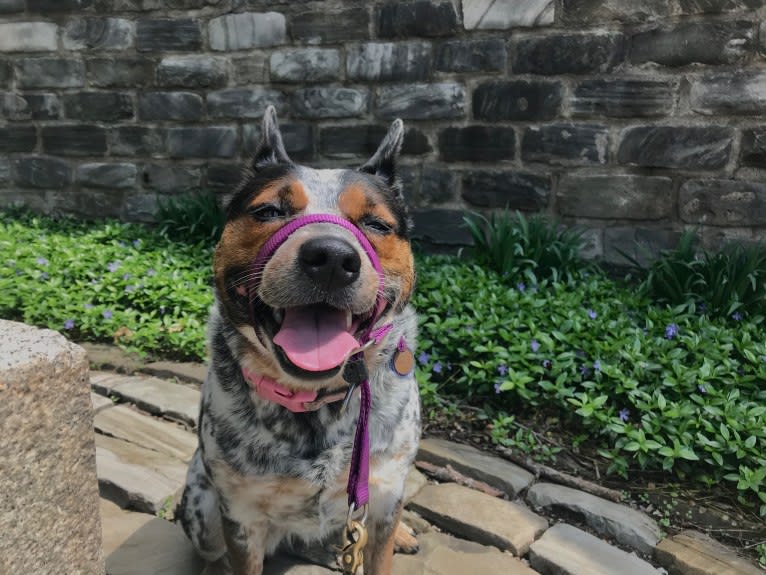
(0, 320, 103, 574)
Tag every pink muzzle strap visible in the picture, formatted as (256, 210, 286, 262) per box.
(243, 213, 398, 510)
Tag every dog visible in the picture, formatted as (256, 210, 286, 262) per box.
(179, 106, 421, 575)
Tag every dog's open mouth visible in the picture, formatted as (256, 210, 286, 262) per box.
(270, 303, 365, 378)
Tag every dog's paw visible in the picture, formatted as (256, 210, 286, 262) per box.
(393, 520, 419, 555)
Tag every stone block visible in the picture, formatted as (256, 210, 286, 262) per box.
(136, 18, 201, 52)
(463, 0, 554, 29)
(529, 523, 661, 575)
(143, 164, 202, 194)
(121, 193, 159, 222)
(138, 92, 203, 121)
(209, 12, 285, 51)
(522, 123, 608, 166)
(462, 170, 550, 211)
(411, 208, 473, 245)
(741, 127, 766, 167)
(527, 483, 661, 555)
(654, 530, 763, 575)
(439, 126, 515, 162)
(377, 1, 458, 37)
(0, 126, 37, 153)
(86, 57, 155, 88)
(110, 126, 166, 157)
(1, 92, 61, 120)
(166, 127, 238, 159)
(691, 72, 766, 115)
(243, 123, 314, 161)
(157, 55, 227, 88)
(572, 78, 676, 118)
(562, 0, 671, 22)
(473, 80, 562, 121)
(208, 88, 287, 119)
(0, 22, 58, 52)
(514, 32, 625, 75)
(420, 167, 457, 205)
(291, 87, 369, 119)
(347, 42, 432, 82)
(13, 156, 72, 188)
(49, 189, 127, 219)
(604, 227, 681, 266)
(631, 21, 753, 66)
(0, 0, 24, 13)
(231, 55, 269, 84)
(42, 125, 107, 157)
(377, 82, 465, 119)
(270, 48, 340, 83)
(292, 9, 369, 44)
(678, 0, 762, 12)
(27, 0, 92, 10)
(0, 158, 9, 183)
(680, 179, 766, 226)
(320, 125, 431, 159)
(617, 126, 733, 170)
(0, 320, 103, 575)
(64, 91, 133, 122)
(435, 38, 506, 72)
(558, 174, 672, 220)
(17, 58, 85, 89)
(207, 163, 242, 192)
(0, 60, 10, 87)
(409, 483, 548, 555)
(78, 162, 137, 190)
(99, 498, 153, 557)
(63, 17, 134, 51)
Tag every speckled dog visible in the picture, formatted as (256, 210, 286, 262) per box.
(178, 106, 420, 575)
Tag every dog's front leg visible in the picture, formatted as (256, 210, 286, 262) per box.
(220, 514, 267, 575)
(362, 503, 402, 575)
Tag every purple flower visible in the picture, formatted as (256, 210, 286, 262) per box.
(63, 319, 75, 330)
(146, 268, 156, 277)
(36, 257, 48, 266)
(531, 339, 540, 353)
(732, 312, 743, 321)
(417, 351, 430, 365)
(587, 309, 597, 320)
(132, 239, 141, 248)
(125, 285, 135, 293)
(84, 303, 93, 310)
(102, 310, 113, 320)
(432, 361, 443, 374)
(122, 273, 131, 281)
(698, 302, 707, 313)
(39, 271, 49, 280)
(497, 364, 508, 376)
(517, 282, 526, 293)
(697, 384, 707, 394)
(542, 359, 552, 369)
(593, 360, 601, 372)
(665, 323, 679, 339)
(579, 365, 590, 377)
(494, 383, 502, 394)
(619, 408, 630, 422)
(107, 261, 121, 273)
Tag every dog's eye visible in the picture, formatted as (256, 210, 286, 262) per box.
(363, 217, 394, 235)
(248, 204, 285, 222)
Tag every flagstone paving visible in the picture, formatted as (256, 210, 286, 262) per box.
(90, 366, 764, 575)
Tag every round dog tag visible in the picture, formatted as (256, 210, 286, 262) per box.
(392, 349, 415, 376)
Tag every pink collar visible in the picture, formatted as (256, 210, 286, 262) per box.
(242, 367, 347, 412)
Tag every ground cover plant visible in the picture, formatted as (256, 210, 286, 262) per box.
(1, 210, 765, 525)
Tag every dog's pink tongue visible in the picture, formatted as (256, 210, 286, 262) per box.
(273, 306, 358, 372)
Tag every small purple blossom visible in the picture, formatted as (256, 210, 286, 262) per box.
(494, 383, 502, 394)
(619, 408, 630, 422)
(417, 351, 430, 365)
(147, 268, 157, 277)
(732, 312, 743, 321)
(698, 302, 707, 313)
(587, 309, 597, 320)
(107, 261, 121, 273)
(579, 365, 590, 377)
(84, 303, 93, 310)
(122, 273, 131, 281)
(697, 384, 707, 394)
(432, 361, 443, 374)
(497, 364, 508, 377)
(39, 271, 49, 280)
(531, 339, 540, 353)
(36, 257, 48, 266)
(63, 319, 75, 330)
(125, 285, 135, 293)
(593, 360, 601, 372)
(132, 239, 141, 248)
(102, 310, 113, 320)
(542, 359, 552, 369)
(517, 282, 526, 293)
(665, 323, 679, 339)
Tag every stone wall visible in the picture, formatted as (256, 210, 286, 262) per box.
(1, 0, 766, 261)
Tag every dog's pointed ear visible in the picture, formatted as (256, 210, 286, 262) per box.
(360, 119, 404, 187)
(252, 105, 291, 171)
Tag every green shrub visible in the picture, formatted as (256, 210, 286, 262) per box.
(156, 191, 225, 245)
(464, 210, 589, 284)
(631, 230, 766, 320)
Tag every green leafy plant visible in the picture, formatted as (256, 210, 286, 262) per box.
(156, 191, 225, 245)
(464, 210, 589, 284)
(756, 542, 765, 567)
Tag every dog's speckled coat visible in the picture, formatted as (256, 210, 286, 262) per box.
(178, 107, 420, 575)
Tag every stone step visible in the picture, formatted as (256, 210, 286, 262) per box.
(91, 370, 200, 427)
(403, 467, 428, 504)
(529, 523, 662, 575)
(408, 483, 548, 556)
(95, 402, 198, 463)
(393, 531, 541, 575)
(96, 434, 188, 515)
(417, 437, 534, 497)
(141, 360, 207, 385)
(527, 482, 661, 555)
(100, 498, 153, 557)
(654, 530, 763, 575)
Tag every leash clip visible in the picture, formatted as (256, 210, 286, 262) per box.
(339, 503, 369, 574)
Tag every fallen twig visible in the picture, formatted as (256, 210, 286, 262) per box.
(414, 460, 505, 498)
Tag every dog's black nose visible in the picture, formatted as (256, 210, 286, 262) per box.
(298, 237, 361, 290)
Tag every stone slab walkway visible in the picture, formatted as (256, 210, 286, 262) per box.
(89, 365, 763, 575)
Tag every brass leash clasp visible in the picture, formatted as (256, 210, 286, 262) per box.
(338, 504, 369, 574)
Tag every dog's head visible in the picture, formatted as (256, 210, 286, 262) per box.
(214, 107, 414, 388)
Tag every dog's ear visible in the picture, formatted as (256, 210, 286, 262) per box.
(252, 105, 291, 171)
(360, 119, 404, 189)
